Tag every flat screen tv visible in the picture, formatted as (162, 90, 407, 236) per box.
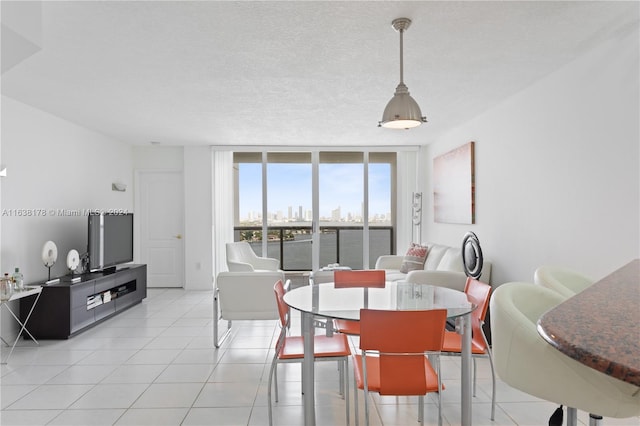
(87, 212, 134, 272)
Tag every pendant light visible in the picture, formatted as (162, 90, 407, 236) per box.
(379, 18, 427, 129)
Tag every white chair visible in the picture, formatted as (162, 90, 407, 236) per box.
(213, 270, 284, 347)
(490, 282, 640, 426)
(534, 265, 594, 298)
(226, 241, 280, 272)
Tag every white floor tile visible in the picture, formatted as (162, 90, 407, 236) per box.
(193, 382, 258, 407)
(132, 382, 204, 408)
(0, 384, 38, 409)
(154, 363, 215, 383)
(124, 349, 181, 365)
(182, 407, 252, 426)
(172, 348, 224, 364)
(219, 348, 270, 364)
(47, 408, 126, 425)
(101, 364, 166, 384)
(69, 383, 149, 409)
(46, 364, 118, 384)
(207, 362, 265, 383)
(0, 409, 61, 425)
(115, 407, 188, 425)
(8, 384, 94, 409)
(76, 349, 138, 365)
(1, 364, 70, 385)
(97, 336, 154, 350)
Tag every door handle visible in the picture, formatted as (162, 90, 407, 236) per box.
(174, 234, 182, 240)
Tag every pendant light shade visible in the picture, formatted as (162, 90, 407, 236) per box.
(379, 18, 427, 129)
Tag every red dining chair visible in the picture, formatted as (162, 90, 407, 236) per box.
(268, 279, 352, 426)
(441, 277, 496, 420)
(333, 270, 386, 336)
(353, 308, 447, 426)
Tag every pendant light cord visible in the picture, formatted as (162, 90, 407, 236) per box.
(399, 28, 404, 85)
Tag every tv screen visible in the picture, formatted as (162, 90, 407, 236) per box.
(88, 212, 134, 272)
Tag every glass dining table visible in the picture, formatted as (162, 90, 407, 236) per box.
(283, 281, 476, 425)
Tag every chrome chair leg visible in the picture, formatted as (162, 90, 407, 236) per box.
(437, 355, 443, 426)
(589, 414, 603, 426)
(472, 357, 477, 396)
(267, 354, 278, 426)
(486, 347, 496, 421)
(567, 407, 578, 426)
(213, 289, 232, 348)
(345, 361, 350, 426)
(354, 368, 359, 425)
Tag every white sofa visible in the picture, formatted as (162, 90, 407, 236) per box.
(375, 242, 492, 292)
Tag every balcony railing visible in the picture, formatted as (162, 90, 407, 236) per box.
(233, 225, 394, 271)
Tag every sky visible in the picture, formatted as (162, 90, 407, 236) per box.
(238, 162, 391, 220)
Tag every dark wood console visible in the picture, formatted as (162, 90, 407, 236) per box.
(20, 264, 147, 339)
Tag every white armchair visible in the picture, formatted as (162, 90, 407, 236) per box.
(490, 282, 640, 425)
(533, 265, 594, 298)
(226, 241, 280, 272)
(214, 271, 284, 347)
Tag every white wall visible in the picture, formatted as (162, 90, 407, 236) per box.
(132, 146, 183, 171)
(1, 96, 134, 282)
(183, 146, 213, 290)
(420, 26, 639, 286)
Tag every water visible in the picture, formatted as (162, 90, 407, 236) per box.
(247, 230, 393, 271)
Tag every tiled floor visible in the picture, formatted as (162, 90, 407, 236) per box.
(1, 288, 638, 426)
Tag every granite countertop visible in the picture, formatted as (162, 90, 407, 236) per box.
(537, 259, 640, 386)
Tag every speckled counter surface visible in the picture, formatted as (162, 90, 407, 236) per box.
(537, 259, 640, 386)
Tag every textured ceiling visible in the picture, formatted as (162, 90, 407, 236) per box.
(2, 1, 638, 147)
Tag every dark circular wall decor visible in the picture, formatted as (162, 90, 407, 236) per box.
(462, 231, 483, 279)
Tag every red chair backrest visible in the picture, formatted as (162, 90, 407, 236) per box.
(273, 279, 288, 328)
(334, 270, 386, 288)
(464, 278, 492, 347)
(359, 308, 447, 395)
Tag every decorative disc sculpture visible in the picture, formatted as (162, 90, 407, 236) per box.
(67, 249, 80, 275)
(462, 232, 483, 279)
(42, 240, 58, 282)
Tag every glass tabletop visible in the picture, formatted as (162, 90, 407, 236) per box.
(284, 281, 475, 321)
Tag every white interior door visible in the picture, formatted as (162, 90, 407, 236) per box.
(138, 171, 184, 288)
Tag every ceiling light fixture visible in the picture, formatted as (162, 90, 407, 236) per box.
(379, 18, 427, 129)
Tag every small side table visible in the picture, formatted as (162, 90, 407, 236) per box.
(318, 264, 352, 272)
(1, 285, 43, 364)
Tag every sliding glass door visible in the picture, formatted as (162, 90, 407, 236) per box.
(318, 152, 364, 268)
(266, 152, 312, 270)
(234, 150, 395, 271)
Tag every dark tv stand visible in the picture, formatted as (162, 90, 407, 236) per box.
(20, 264, 147, 339)
(102, 266, 117, 275)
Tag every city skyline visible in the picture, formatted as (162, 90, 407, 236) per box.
(239, 204, 391, 224)
(238, 162, 391, 223)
